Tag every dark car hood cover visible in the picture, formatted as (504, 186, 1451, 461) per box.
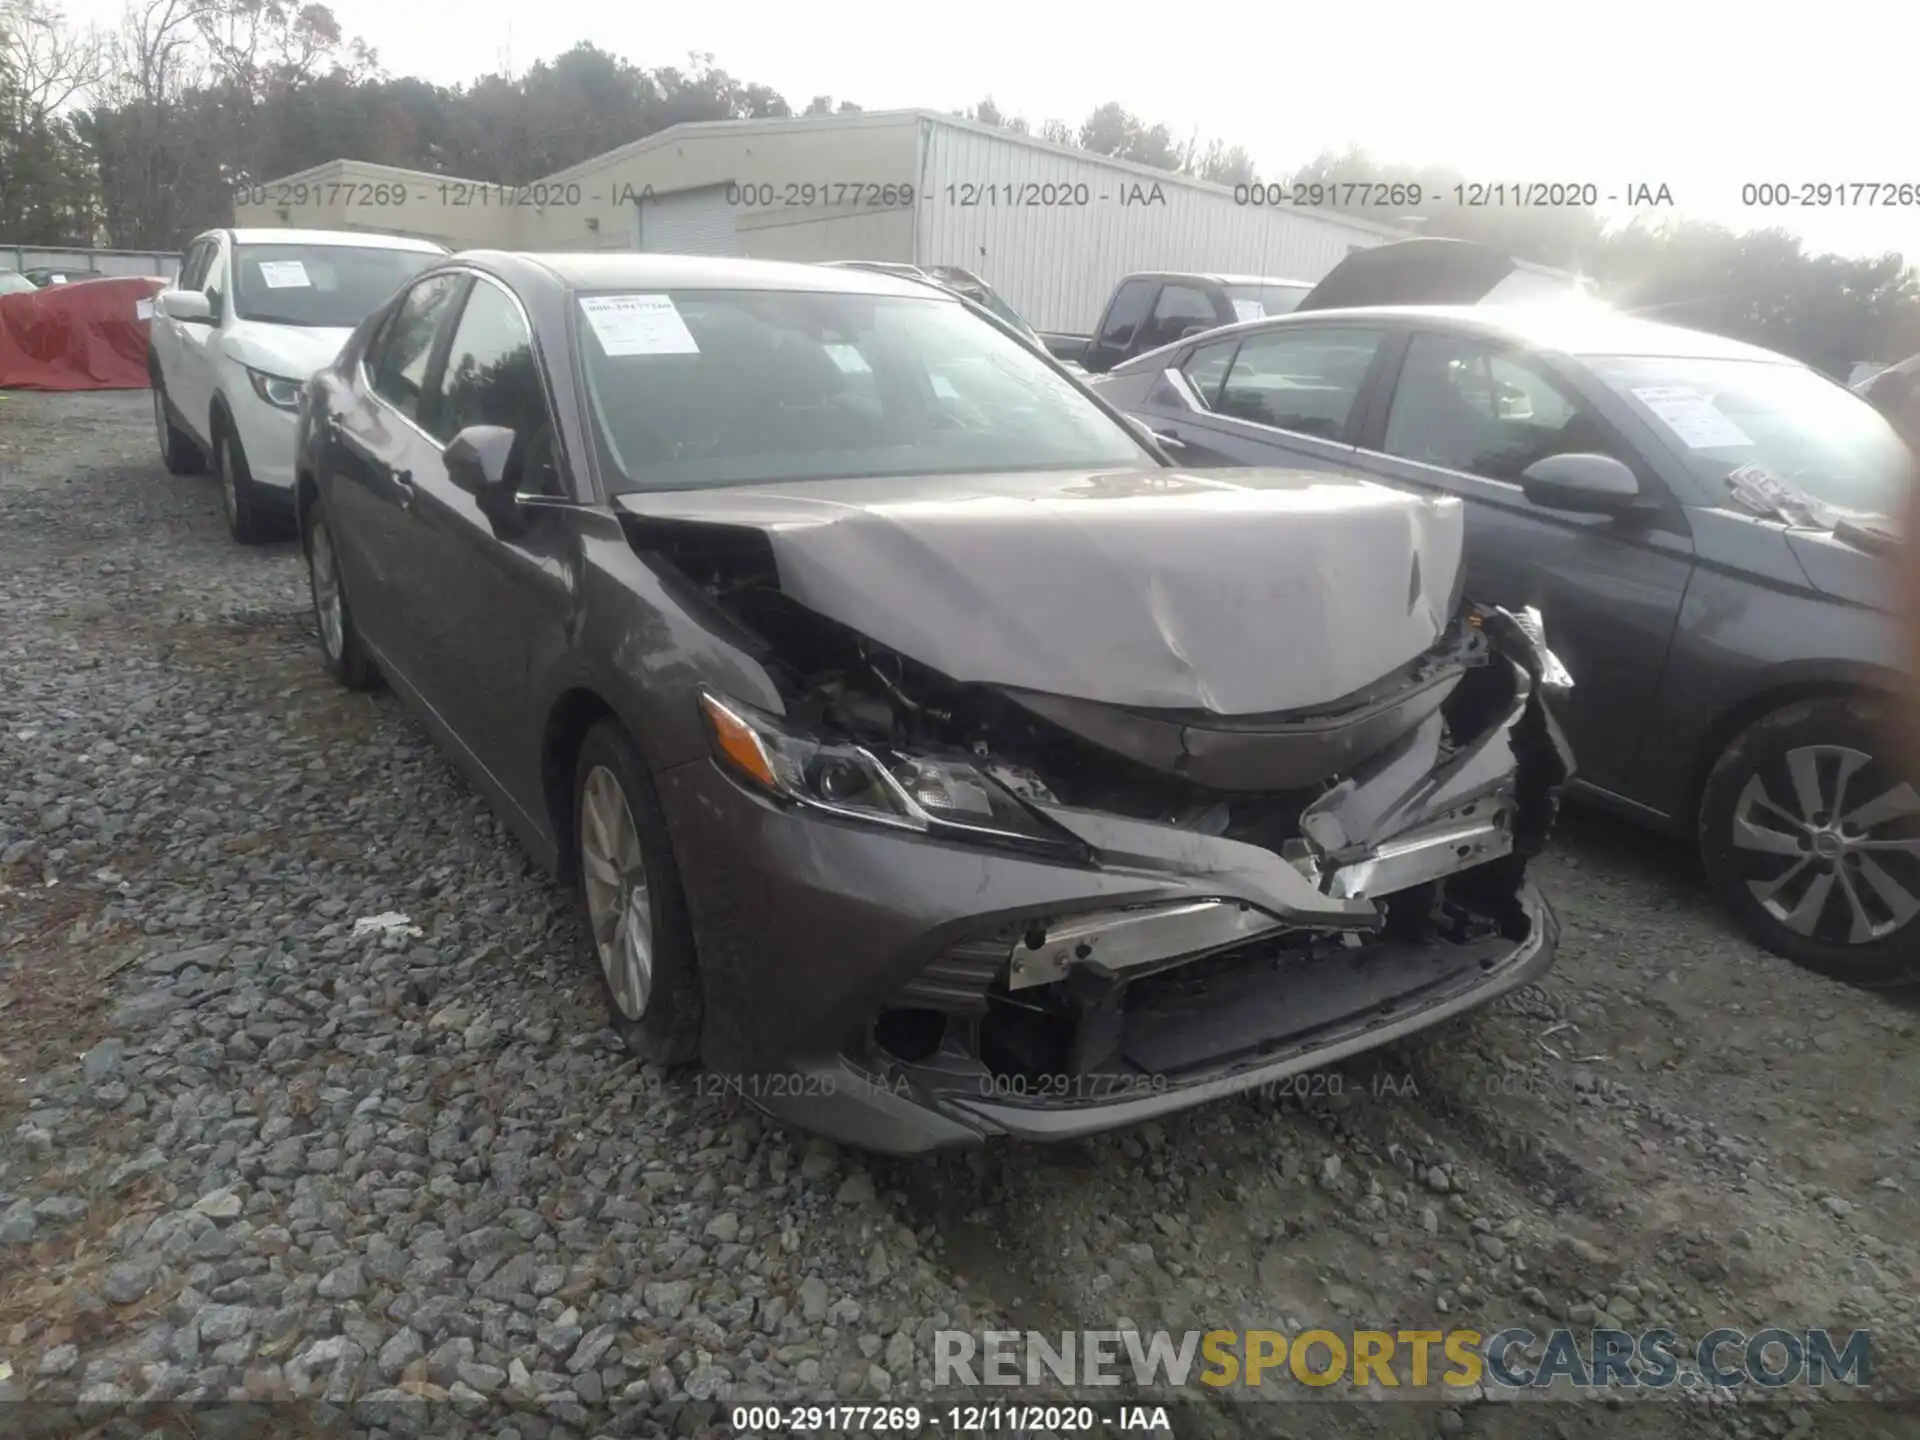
(1292, 237, 1518, 313)
(616, 468, 1465, 716)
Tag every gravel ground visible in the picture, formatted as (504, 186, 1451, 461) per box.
(2, 391, 1917, 1440)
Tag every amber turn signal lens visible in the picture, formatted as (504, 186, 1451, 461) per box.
(699, 694, 779, 791)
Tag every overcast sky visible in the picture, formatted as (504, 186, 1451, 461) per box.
(65, 0, 1920, 262)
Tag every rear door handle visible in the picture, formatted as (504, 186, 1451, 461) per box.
(391, 468, 416, 508)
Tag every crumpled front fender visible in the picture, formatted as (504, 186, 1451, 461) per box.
(1297, 605, 1575, 902)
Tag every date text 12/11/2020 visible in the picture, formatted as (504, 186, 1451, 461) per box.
(1232, 180, 1674, 208)
(720, 180, 1173, 208)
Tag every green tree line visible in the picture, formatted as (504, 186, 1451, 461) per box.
(6, 1, 1916, 372)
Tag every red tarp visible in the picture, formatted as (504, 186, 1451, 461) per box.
(0, 276, 169, 392)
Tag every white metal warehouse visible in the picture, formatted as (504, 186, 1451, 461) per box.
(237, 110, 1422, 333)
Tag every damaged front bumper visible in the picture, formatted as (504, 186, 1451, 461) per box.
(655, 607, 1575, 1155)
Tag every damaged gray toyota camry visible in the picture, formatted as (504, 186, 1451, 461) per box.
(292, 252, 1575, 1154)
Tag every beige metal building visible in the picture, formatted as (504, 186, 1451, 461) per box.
(236, 110, 1425, 332)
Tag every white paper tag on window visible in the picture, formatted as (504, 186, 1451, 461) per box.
(135, 299, 154, 320)
(258, 260, 311, 289)
(579, 294, 700, 356)
(1632, 385, 1752, 449)
(930, 374, 961, 400)
(824, 343, 871, 374)
(1230, 299, 1266, 324)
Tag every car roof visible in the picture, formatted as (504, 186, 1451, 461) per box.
(462, 251, 954, 300)
(218, 228, 449, 253)
(1121, 272, 1315, 288)
(1192, 302, 1798, 364)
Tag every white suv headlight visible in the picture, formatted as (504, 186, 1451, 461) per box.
(246, 366, 302, 412)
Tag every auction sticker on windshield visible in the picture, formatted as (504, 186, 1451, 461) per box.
(1231, 299, 1266, 323)
(579, 294, 700, 356)
(1631, 385, 1753, 449)
(824, 343, 871, 374)
(257, 260, 311, 289)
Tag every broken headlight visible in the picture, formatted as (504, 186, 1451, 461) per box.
(698, 692, 1082, 857)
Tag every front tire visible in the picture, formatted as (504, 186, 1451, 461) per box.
(303, 499, 376, 691)
(1699, 695, 1920, 987)
(573, 719, 703, 1065)
(151, 370, 204, 476)
(214, 425, 272, 544)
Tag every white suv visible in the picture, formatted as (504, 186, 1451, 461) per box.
(149, 228, 448, 542)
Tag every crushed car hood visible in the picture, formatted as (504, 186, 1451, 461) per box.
(615, 468, 1465, 715)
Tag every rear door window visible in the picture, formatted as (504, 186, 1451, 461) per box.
(1215, 328, 1385, 440)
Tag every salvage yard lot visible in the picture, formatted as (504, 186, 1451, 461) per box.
(2, 389, 1917, 1436)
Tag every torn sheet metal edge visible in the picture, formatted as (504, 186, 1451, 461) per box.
(1321, 811, 1515, 901)
(1300, 684, 1527, 860)
(1032, 802, 1381, 926)
(1007, 898, 1288, 991)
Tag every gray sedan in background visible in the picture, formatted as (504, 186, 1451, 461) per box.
(1094, 297, 1920, 985)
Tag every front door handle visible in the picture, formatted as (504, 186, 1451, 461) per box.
(391, 468, 416, 508)
(1149, 429, 1187, 450)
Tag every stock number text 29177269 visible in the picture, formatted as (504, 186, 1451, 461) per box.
(724, 181, 915, 208)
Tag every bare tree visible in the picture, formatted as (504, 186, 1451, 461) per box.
(1, 0, 103, 128)
(85, 0, 222, 246)
(1, 0, 107, 240)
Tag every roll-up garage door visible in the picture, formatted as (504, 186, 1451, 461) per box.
(634, 185, 740, 256)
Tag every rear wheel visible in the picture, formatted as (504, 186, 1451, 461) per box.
(214, 425, 272, 544)
(303, 500, 376, 690)
(150, 370, 204, 475)
(574, 719, 703, 1065)
(1699, 695, 1920, 987)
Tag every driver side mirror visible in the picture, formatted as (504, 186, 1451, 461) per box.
(1520, 453, 1652, 516)
(445, 424, 528, 534)
(161, 290, 213, 325)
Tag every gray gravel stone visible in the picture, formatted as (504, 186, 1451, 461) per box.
(799, 1276, 830, 1323)
(316, 1259, 366, 1300)
(82, 1038, 126, 1084)
(103, 1256, 162, 1305)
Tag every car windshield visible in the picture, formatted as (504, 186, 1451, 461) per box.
(1221, 283, 1313, 322)
(232, 244, 441, 328)
(574, 288, 1152, 492)
(0, 271, 36, 295)
(1587, 355, 1913, 520)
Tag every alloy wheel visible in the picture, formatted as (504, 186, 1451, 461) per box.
(1730, 743, 1920, 943)
(580, 765, 654, 1020)
(308, 516, 345, 662)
